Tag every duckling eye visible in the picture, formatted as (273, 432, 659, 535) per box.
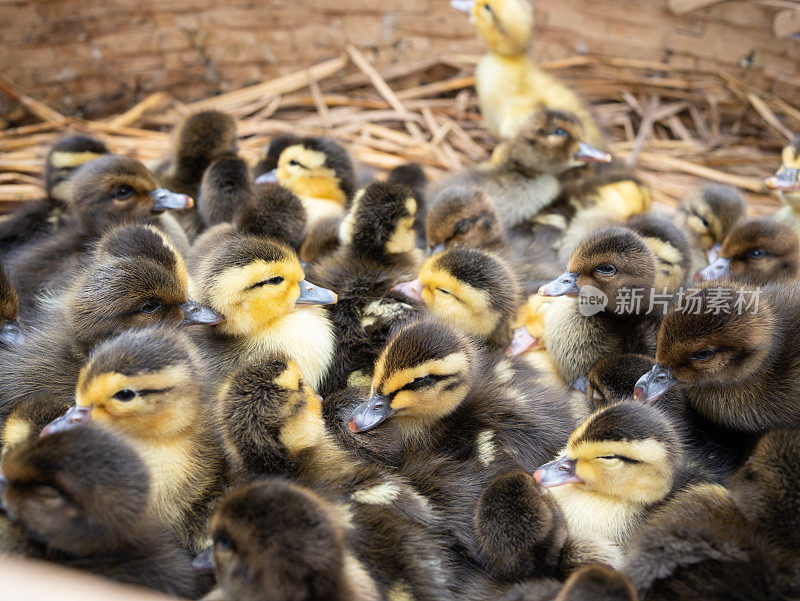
(140, 300, 162, 314)
(435, 288, 452, 296)
(595, 264, 617, 275)
(691, 349, 716, 361)
(404, 374, 439, 391)
(114, 185, 134, 200)
(552, 128, 568, 137)
(113, 389, 137, 402)
(288, 159, 305, 169)
(251, 276, 285, 289)
(747, 249, 765, 259)
(454, 219, 473, 235)
(483, 3, 492, 12)
(214, 532, 236, 553)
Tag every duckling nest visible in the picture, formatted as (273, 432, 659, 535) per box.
(0, 47, 797, 215)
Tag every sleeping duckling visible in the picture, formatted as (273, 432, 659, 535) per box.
(0, 134, 109, 258)
(0, 426, 206, 598)
(674, 184, 745, 272)
(538, 227, 661, 384)
(0, 260, 23, 348)
(634, 281, 800, 432)
(534, 402, 688, 550)
(256, 137, 356, 227)
(765, 133, 800, 230)
(696, 217, 800, 285)
(189, 228, 337, 391)
(233, 183, 307, 252)
(197, 152, 253, 229)
(451, 0, 601, 145)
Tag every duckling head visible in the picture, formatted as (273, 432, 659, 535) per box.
(697, 218, 800, 285)
(586, 354, 658, 409)
(540, 227, 656, 315)
(402, 247, 520, 347)
(218, 358, 324, 474)
(765, 134, 800, 208)
(349, 319, 477, 434)
(634, 282, 774, 403)
(69, 155, 193, 233)
(0, 425, 149, 555)
(172, 110, 237, 181)
(195, 236, 337, 338)
(235, 184, 307, 251)
(259, 137, 355, 204)
(534, 402, 681, 506)
(426, 186, 504, 254)
(203, 478, 349, 601)
(253, 134, 302, 179)
(66, 225, 222, 349)
(0, 260, 23, 348)
(338, 182, 418, 257)
(44, 134, 110, 204)
(676, 184, 745, 254)
(453, 0, 534, 56)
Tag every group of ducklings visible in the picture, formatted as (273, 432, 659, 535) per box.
(0, 2, 799, 600)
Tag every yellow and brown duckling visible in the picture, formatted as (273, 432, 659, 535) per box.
(0, 259, 23, 349)
(534, 402, 689, 550)
(765, 133, 800, 229)
(253, 134, 301, 178)
(626, 213, 692, 294)
(196, 152, 253, 230)
(0, 134, 110, 258)
(42, 326, 228, 552)
(0, 425, 207, 598)
(695, 217, 800, 285)
(634, 281, 800, 432)
(451, 0, 601, 145)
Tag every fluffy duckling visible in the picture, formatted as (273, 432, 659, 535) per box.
(233, 183, 307, 251)
(537, 227, 661, 384)
(8, 155, 193, 307)
(255, 136, 356, 227)
(0, 134, 109, 258)
(189, 228, 337, 391)
(451, 0, 601, 144)
(502, 565, 638, 601)
(253, 134, 301, 178)
(534, 402, 688, 550)
(696, 217, 800, 285)
(0, 259, 23, 349)
(675, 184, 746, 272)
(0, 426, 206, 598)
(0, 225, 222, 436)
(626, 213, 692, 294)
(42, 326, 228, 552)
(634, 281, 800, 432)
(765, 133, 800, 229)
(197, 152, 253, 229)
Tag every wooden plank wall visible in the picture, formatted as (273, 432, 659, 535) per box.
(0, 0, 797, 118)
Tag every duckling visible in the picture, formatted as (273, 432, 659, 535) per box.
(0, 134, 109, 258)
(253, 134, 301, 179)
(451, 0, 601, 145)
(0, 259, 23, 348)
(197, 152, 253, 229)
(765, 133, 800, 230)
(189, 227, 337, 391)
(537, 227, 661, 384)
(695, 217, 800, 285)
(626, 213, 692, 294)
(256, 137, 356, 227)
(634, 281, 800, 432)
(7, 155, 194, 308)
(303, 182, 424, 394)
(215, 359, 456, 601)
(42, 326, 228, 552)
(233, 183, 307, 251)
(0, 225, 222, 434)
(504, 564, 638, 601)
(534, 402, 689, 550)
(155, 110, 237, 240)
(0, 425, 206, 598)
(674, 183, 746, 273)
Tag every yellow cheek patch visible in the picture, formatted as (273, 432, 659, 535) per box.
(274, 361, 302, 390)
(568, 438, 668, 466)
(2, 417, 32, 452)
(49, 151, 105, 169)
(77, 367, 188, 415)
(378, 352, 469, 396)
(385, 215, 416, 255)
(278, 387, 324, 453)
(418, 266, 496, 337)
(278, 147, 345, 203)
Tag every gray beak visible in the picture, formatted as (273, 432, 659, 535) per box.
(255, 169, 279, 184)
(534, 457, 582, 487)
(539, 271, 579, 297)
(429, 243, 446, 255)
(150, 188, 194, 213)
(633, 364, 678, 403)
(180, 300, 225, 326)
(348, 393, 396, 433)
(695, 257, 731, 282)
(574, 142, 612, 163)
(765, 168, 800, 192)
(0, 319, 24, 348)
(451, 0, 474, 14)
(40, 405, 93, 437)
(297, 280, 338, 306)
(192, 547, 215, 572)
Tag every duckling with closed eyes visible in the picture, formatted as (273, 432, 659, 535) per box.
(0, 259, 23, 349)
(0, 425, 208, 598)
(765, 133, 800, 231)
(634, 281, 800, 432)
(696, 217, 800, 285)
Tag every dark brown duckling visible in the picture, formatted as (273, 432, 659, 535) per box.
(233, 183, 307, 251)
(0, 259, 23, 349)
(197, 152, 253, 229)
(0, 425, 207, 598)
(634, 281, 800, 432)
(696, 217, 800, 285)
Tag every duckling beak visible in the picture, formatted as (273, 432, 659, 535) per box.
(574, 142, 612, 164)
(633, 364, 677, 403)
(507, 325, 538, 356)
(695, 256, 731, 282)
(429, 243, 446, 255)
(255, 169, 279, 184)
(393, 279, 424, 302)
(40, 405, 92, 437)
(0, 474, 7, 500)
(150, 188, 194, 213)
(533, 457, 582, 487)
(765, 168, 800, 192)
(0, 319, 24, 348)
(571, 375, 589, 393)
(192, 548, 215, 572)
(180, 300, 226, 326)
(538, 272, 579, 297)
(297, 280, 338, 306)
(451, 0, 475, 14)
(348, 393, 396, 433)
